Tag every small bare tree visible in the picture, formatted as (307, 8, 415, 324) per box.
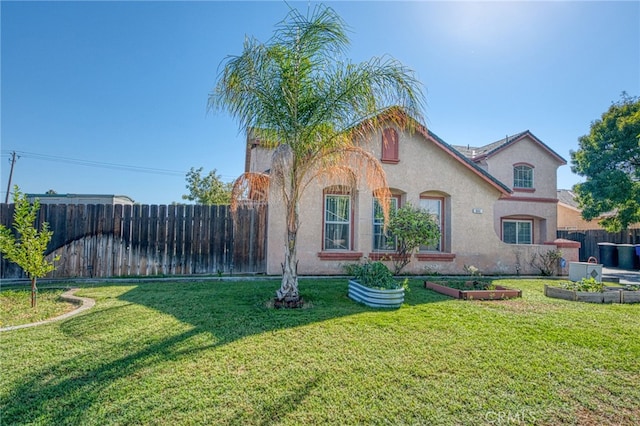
(530, 248, 562, 276)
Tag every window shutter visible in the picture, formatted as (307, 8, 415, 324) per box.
(381, 128, 399, 163)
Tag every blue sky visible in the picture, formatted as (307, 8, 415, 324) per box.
(2, 1, 639, 205)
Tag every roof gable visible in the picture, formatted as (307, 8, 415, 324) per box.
(454, 130, 567, 165)
(420, 129, 512, 195)
(363, 108, 513, 196)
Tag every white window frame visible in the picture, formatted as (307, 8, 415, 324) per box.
(373, 197, 399, 251)
(513, 164, 534, 189)
(419, 197, 444, 252)
(324, 194, 351, 250)
(502, 219, 532, 244)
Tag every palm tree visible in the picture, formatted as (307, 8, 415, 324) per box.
(210, 4, 425, 303)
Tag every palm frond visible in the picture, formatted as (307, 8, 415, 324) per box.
(230, 172, 270, 211)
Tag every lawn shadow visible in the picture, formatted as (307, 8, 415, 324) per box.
(1, 278, 446, 424)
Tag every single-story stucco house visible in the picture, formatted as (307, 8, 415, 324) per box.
(246, 112, 578, 275)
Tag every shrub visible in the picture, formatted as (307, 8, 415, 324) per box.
(386, 204, 440, 275)
(530, 249, 562, 276)
(563, 277, 604, 292)
(344, 260, 407, 290)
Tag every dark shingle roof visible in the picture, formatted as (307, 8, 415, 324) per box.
(557, 189, 580, 208)
(453, 130, 566, 164)
(426, 130, 512, 194)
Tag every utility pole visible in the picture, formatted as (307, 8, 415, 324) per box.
(5, 151, 18, 203)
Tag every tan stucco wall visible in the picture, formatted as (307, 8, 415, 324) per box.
(484, 136, 562, 243)
(262, 127, 564, 276)
(558, 204, 604, 230)
(248, 146, 273, 174)
(484, 136, 561, 199)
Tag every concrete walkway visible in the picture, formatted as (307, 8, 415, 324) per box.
(0, 288, 95, 332)
(603, 267, 640, 285)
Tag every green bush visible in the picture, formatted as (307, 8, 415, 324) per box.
(386, 204, 440, 275)
(344, 260, 407, 290)
(563, 277, 604, 292)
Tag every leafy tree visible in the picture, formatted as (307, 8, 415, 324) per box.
(0, 186, 59, 308)
(181, 167, 233, 205)
(210, 5, 424, 303)
(45, 189, 57, 195)
(386, 204, 440, 275)
(571, 93, 640, 232)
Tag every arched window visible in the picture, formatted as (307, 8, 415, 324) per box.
(513, 164, 534, 189)
(419, 196, 444, 251)
(372, 194, 401, 251)
(381, 128, 399, 163)
(323, 187, 352, 250)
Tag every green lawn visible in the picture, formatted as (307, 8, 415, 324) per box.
(0, 287, 77, 328)
(1, 278, 638, 425)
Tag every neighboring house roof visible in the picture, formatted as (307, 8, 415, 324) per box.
(557, 189, 581, 210)
(453, 130, 567, 165)
(557, 189, 619, 220)
(26, 194, 135, 204)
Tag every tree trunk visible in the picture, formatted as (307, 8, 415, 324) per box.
(277, 231, 299, 301)
(31, 277, 37, 309)
(276, 200, 300, 302)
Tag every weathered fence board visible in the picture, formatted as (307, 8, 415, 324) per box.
(0, 203, 267, 279)
(558, 229, 640, 262)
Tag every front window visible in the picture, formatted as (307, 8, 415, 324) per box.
(502, 220, 532, 244)
(373, 197, 399, 251)
(419, 197, 443, 251)
(324, 194, 351, 250)
(513, 165, 534, 189)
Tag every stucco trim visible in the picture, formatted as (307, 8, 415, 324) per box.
(546, 239, 581, 249)
(501, 196, 559, 204)
(317, 252, 363, 261)
(415, 253, 456, 262)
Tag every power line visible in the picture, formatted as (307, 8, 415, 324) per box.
(3, 150, 187, 177)
(0, 149, 239, 181)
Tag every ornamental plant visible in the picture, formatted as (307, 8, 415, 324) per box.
(386, 203, 440, 275)
(0, 186, 59, 308)
(563, 277, 604, 293)
(344, 259, 407, 290)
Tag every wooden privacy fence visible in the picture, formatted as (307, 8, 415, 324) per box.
(0, 203, 267, 279)
(557, 229, 640, 262)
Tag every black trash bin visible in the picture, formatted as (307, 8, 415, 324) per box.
(617, 244, 635, 270)
(598, 242, 617, 267)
